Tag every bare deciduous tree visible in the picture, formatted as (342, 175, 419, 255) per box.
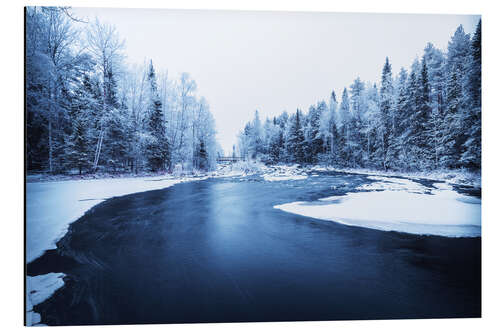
(85, 18, 125, 170)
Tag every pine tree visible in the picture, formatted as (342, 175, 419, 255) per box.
(446, 25, 471, 84)
(388, 67, 408, 169)
(363, 84, 380, 168)
(145, 60, 169, 172)
(269, 118, 284, 163)
(65, 116, 91, 175)
(276, 112, 289, 161)
(376, 57, 394, 170)
(250, 110, 264, 159)
(197, 140, 208, 171)
(337, 88, 351, 166)
(306, 102, 325, 163)
(414, 58, 433, 169)
(105, 69, 129, 171)
(327, 90, 339, 163)
(400, 58, 433, 170)
(240, 122, 252, 160)
(287, 110, 306, 164)
(423, 43, 446, 168)
(64, 76, 93, 174)
(329, 119, 340, 165)
(440, 25, 471, 168)
(440, 71, 462, 168)
(460, 19, 481, 169)
(349, 78, 365, 166)
(350, 78, 365, 117)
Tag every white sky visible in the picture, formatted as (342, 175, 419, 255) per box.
(71, 8, 479, 154)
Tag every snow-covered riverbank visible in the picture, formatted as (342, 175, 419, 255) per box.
(226, 161, 481, 188)
(275, 175, 481, 238)
(313, 166, 481, 188)
(26, 174, 208, 326)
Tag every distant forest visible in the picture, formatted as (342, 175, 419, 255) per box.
(237, 21, 481, 172)
(26, 7, 219, 175)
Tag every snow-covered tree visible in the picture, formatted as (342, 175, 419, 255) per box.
(145, 60, 169, 172)
(286, 110, 306, 164)
(413, 58, 433, 169)
(26, 10, 480, 176)
(64, 74, 94, 174)
(234, 21, 480, 174)
(85, 18, 125, 171)
(460, 20, 481, 170)
(305, 102, 325, 163)
(26, 7, 220, 176)
(348, 78, 365, 166)
(375, 57, 394, 170)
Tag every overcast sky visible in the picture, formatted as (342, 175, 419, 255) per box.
(71, 8, 479, 154)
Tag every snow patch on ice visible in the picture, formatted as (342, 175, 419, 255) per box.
(318, 195, 345, 202)
(263, 174, 308, 182)
(358, 176, 429, 193)
(309, 166, 329, 172)
(26, 273, 65, 326)
(275, 176, 481, 238)
(211, 160, 270, 178)
(328, 166, 481, 188)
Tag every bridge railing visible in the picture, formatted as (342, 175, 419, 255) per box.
(216, 156, 245, 163)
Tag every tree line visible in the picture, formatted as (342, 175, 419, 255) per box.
(237, 21, 481, 172)
(26, 7, 219, 175)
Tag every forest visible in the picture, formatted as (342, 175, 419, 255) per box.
(26, 7, 481, 176)
(237, 21, 481, 172)
(26, 7, 220, 175)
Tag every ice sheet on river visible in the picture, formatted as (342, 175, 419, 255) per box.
(275, 176, 481, 238)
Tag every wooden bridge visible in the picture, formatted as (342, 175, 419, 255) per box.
(216, 156, 245, 164)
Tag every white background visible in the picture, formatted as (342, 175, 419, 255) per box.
(1, 0, 499, 332)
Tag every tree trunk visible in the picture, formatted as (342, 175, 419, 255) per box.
(93, 128, 104, 171)
(93, 76, 107, 172)
(48, 112, 53, 173)
(48, 83, 54, 173)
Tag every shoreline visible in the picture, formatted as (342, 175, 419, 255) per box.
(327, 167, 481, 189)
(26, 164, 481, 188)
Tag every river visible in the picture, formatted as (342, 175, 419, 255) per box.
(27, 171, 481, 325)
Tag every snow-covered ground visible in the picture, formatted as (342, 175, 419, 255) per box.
(357, 175, 430, 193)
(275, 176, 481, 238)
(261, 164, 308, 181)
(254, 162, 480, 188)
(26, 174, 205, 326)
(26, 273, 66, 326)
(321, 166, 481, 188)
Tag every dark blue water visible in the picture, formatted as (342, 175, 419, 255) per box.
(28, 172, 481, 325)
